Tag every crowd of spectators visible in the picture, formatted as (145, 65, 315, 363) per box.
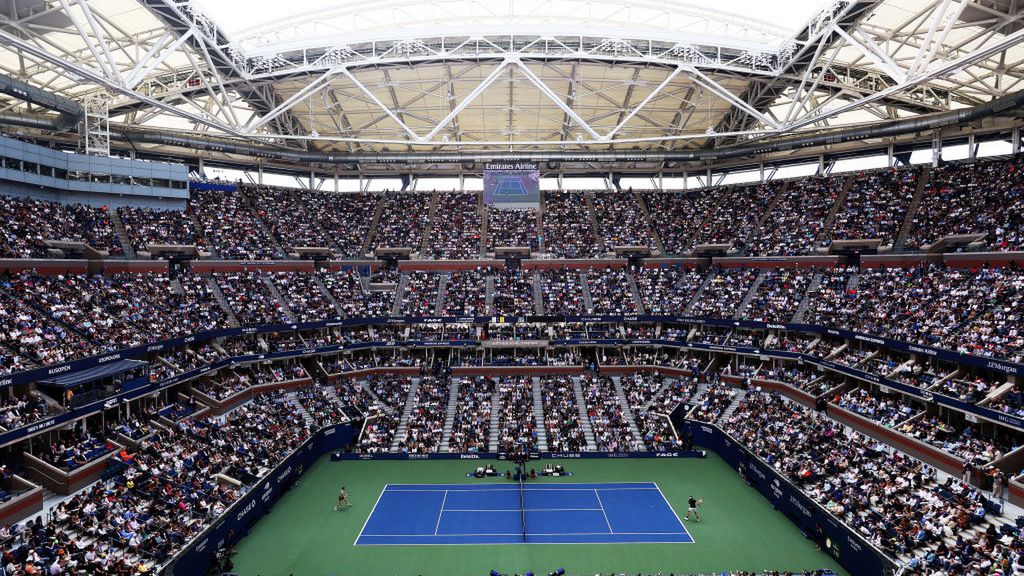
(2, 390, 313, 573)
(117, 206, 199, 253)
(539, 269, 587, 315)
(586, 268, 639, 314)
(802, 264, 1024, 362)
(396, 376, 449, 453)
(689, 381, 737, 422)
(833, 387, 922, 427)
(747, 177, 842, 256)
(633, 266, 705, 315)
(743, 269, 815, 323)
(0, 281, 93, 373)
(542, 192, 601, 258)
(441, 270, 489, 316)
(688, 268, 759, 318)
(0, 392, 50, 431)
(303, 191, 379, 257)
(581, 374, 639, 451)
(592, 192, 656, 252)
(691, 182, 782, 252)
(496, 376, 537, 453)
(242, 185, 335, 251)
(400, 272, 441, 316)
(293, 385, 345, 428)
(932, 375, 999, 405)
(905, 156, 1024, 251)
(722, 391, 1004, 566)
(190, 189, 282, 259)
(0, 194, 122, 258)
(829, 168, 917, 245)
(641, 191, 716, 254)
(215, 272, 290, 325)
(447, 376, 494, 453)
(320, 270, 381, 318)
(270, 272, 337, 322)
(898, 416, 1010, 466)
(491, 270, 537, 316)
(428, 193, 481, 259)
(762, 365, 837, 396)
(540, 375, 587, 452)
(487, 207, 539, 252)
(369, 192, 432, 252)
(10, 273, 149, 351)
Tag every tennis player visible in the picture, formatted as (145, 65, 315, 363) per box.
(684, 495, 701, 522)
(334, 485, 351, 511)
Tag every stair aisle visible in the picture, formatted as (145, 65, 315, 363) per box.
(894, 165, 931, 251)
(206, 276, 241, 327)
(571, 376, 598, 451)
(109, 209, 135, 259)
(531, 377, 549, 452)
(389, 377, 420, 452)
(718, 388, 747, 420)
(311, 273, 346, 318)
(286, 391, 315, 426)
(484, 275, 495, 314)
(610, 376, 642, 441)
(360, 195, 387, 257)
(440, 377, 461, 452)
(792, 272, 823, 323)
(434, 273, 448, 315)
(734, 270, 766, 319)
(634, 191, 665, 255)
(487, 387, 502, 452)
(359, 381, 398, 417)
(578, 271, 595, 312)
(624, 270, 646, 314)
(532, 271, 544, 315)
(684, 271, 716, 315)
(262, 272, 297, 322)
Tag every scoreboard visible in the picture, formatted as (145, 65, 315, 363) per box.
(483, 162, 540, 208)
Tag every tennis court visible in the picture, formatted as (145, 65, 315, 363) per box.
(355, 482, 694, 545)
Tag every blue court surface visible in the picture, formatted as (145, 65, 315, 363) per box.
(355, 482, 693, 545)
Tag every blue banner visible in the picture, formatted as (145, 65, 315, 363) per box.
(684, 421, 894, 576)
(165, 423, 356, 576)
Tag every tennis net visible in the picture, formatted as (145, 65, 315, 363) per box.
(519, 471, 527, 542)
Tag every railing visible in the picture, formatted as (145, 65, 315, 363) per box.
(0, 318, 1022, 451)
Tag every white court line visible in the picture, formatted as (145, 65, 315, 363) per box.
(384, 487, 661, 492)
(433, 490, 448, 535)
(652, 481, 695, 545)
(353, 483, 390, 546)
(594, 489, 614, 534)
(357, 482, 694, 546)
(443, 508, 604, 512)
(360, 531, 685, 537)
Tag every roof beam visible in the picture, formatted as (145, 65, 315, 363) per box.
(513, 59, 602, 140)
(423, 60, 510, 141)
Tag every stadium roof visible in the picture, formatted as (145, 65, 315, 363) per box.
(0, 0, 1022, 165)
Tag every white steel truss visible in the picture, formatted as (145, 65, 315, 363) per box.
(0, 0, 1022, 155)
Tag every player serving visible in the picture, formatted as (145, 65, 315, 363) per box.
(684, 495, 701, 522)
(334, 485, 352, 511)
